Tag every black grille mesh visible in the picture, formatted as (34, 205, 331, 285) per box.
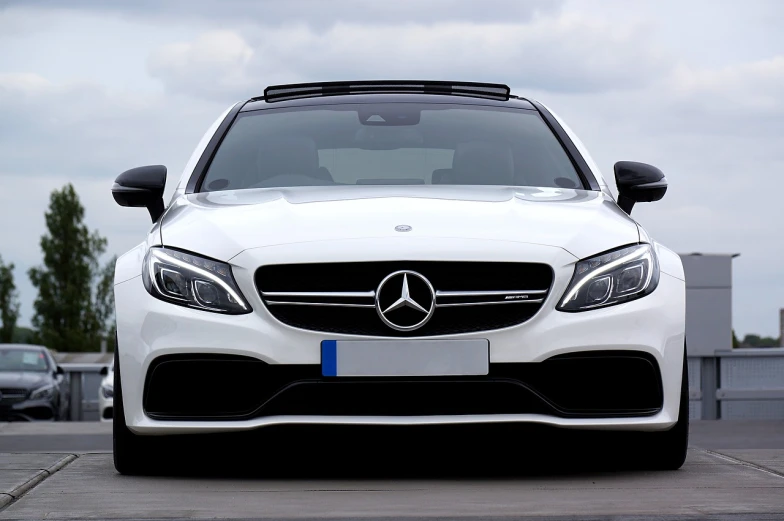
(256, 261, 553, 336)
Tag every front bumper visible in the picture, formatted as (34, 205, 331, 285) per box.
(0, 398, 57, 421)
(99, 393, 114, 422)
(115, 237, 686, 435)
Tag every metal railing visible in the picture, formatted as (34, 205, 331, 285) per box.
(59, 364, 107, 421)
(688, 348, 784, 420)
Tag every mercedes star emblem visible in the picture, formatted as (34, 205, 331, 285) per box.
(375, 270, 436, 331)
(395, 225, 412, 232)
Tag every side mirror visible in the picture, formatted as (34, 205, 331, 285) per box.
(99, 366, 109, 376)
(56, 366, 65, 376)
(614, 161, 667, 215)
(112, 165, 167, 223)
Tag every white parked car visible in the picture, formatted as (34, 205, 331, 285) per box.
(98, 361, 113, 422)
(110, 81, 687, 475)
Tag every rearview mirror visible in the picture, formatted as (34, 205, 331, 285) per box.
(112, 165, 167, 223)
(614, 161, 667, 215)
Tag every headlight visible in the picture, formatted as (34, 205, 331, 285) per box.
(557, 243, 659, 312)
(30, 384, 55, 400)
(142, 247, 251, 314)
(101, 384, 114, 399)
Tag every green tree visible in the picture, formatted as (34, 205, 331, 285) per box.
(740, 334, 781, 348)
(28, 184, 116, 352)
(0, 255, 21, 343)
(12, 326, 35, 344)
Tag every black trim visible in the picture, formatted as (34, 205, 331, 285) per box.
(239, 94, 536, 113)
(259, 80, 511, 103)
(184, 101, 246, 194)
(526, 99, 601, 191)
(142, 350, 663, 421)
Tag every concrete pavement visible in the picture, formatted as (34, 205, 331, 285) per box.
(4, 420, 784, 453)
(0, 421, 783, 520)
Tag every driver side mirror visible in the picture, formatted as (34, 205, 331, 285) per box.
(55, 366, 65, 376)
(99, 366, 109, 376)
(112, 165, 167, 223)
(614, 161, 667, 215)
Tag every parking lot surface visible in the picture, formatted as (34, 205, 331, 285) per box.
(1, 421, 783, 520)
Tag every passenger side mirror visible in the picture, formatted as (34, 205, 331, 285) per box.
(55, 366, 65, 376)
(112, 165, 167, 223)
(614, 161, 667, 215)
(99, 366, 109, 376)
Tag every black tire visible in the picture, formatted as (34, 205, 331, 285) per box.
(636, 345, 690, 470)
(113, 349, 156, 475)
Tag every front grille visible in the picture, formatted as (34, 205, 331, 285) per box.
(143, 351, 663, 420)
(0, 387, 28, 404)
(255, 261, 553, 336)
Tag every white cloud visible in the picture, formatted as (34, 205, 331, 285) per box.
(3, 0, 562, 27)
(148, 30, 255, 99)
(146, 14, 669, 102)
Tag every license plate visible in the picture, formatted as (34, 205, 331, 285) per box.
(321, 339, 489, 377)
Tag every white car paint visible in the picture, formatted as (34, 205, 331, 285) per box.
(114, 94, 686, 437)
(159, 186, 639, 263)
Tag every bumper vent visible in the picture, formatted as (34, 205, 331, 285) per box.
(255, 261, 553, 336)
(142, 351, 663, 421)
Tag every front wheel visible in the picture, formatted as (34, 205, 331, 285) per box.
(645, 346, 690, 469)
(619, 346, 689, 470)
(113, 349, 158, 475)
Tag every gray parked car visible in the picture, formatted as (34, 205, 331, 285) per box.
(0, 344, 68, 421)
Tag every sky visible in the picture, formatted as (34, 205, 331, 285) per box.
(0, 0, 782, 338)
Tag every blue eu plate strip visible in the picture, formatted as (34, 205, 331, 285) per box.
(321, 340, 337, 377)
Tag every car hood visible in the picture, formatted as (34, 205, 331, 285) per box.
(160, 185, 640, 261)
(0, 372, 50, 390)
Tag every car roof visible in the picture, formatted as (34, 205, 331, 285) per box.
(0, 344, 46, 351)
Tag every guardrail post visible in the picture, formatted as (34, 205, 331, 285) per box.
(701, 356, 718, 420)
(68, 370, 83, 421)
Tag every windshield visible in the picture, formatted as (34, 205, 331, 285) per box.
(0, 348, 50, 372)
(200, 103, 584, 192)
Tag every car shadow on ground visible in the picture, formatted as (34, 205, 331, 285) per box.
(131, 424, 673, 480)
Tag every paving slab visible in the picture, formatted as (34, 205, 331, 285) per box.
(0, 454, 74, 471)
(2, 450, 784, 520)
(711, 449, 784, 475)
(0, 422, 112, 436)
(0, 423, 112, 453)
(0, 454, 75, 511)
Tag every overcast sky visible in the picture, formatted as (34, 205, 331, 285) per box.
(0, 0, 782, 338)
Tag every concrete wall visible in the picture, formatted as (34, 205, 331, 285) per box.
(679, 253, 737, 357)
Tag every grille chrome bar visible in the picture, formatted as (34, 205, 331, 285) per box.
(261, 291, 375, 298)
(266, 301, 376, 308)
(436, 298, 544, 308)
(436, 289, 547, 297)
(262, 290, 547, 308)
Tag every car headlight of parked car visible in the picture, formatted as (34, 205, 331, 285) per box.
(142, 247, 251, 314)
(101, 384, 114, 399)
(557, 243, 659, 312)
(30, 383, 55, 400)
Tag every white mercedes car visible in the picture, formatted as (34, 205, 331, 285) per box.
(99, 361, 113, 422)
(111, 81, 687, 475)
